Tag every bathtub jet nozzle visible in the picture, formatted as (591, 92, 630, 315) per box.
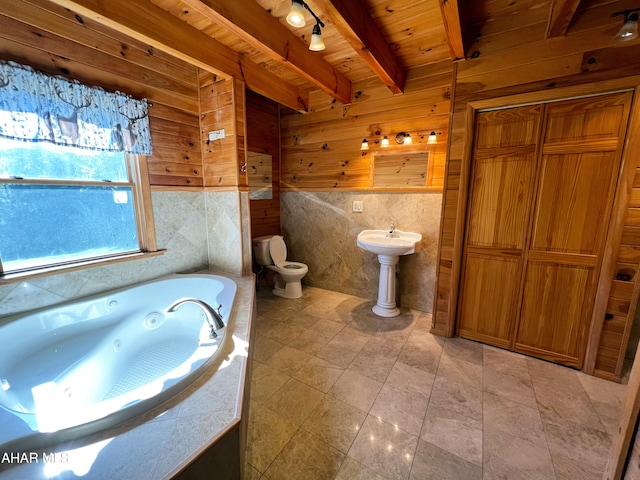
(165, 298, 225, 339)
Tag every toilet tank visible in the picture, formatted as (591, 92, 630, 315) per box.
(252, 236, 273, 265)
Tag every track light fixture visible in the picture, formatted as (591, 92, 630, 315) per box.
(286, 0, 326, 51)
(612, 8, 640, 42)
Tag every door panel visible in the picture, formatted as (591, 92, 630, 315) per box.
(531, 151, 617, 255)
(467, 155, 535, 249)
(457, 105, 542, 346)
(515, 262, 593, 367)
(458, 254, 520, 347)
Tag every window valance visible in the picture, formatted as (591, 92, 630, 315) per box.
(0, 61, 152, 155)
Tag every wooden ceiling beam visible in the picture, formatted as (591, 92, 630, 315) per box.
(439, 0, 466, 60)
(47, 0, 310, 112)
(323, 0, 407, 95)
(547, 0, 583, 38)
(180, 0, 351, 105)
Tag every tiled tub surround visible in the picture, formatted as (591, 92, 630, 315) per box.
(0, 271, 255, 480)
(246, 286, 626, 480)
(0, 190, 247, 317)
(280, 192, 442, 313)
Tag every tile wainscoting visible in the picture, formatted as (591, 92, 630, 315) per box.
(280, 191, 442, 313)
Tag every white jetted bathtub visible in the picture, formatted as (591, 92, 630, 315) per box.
(0, 273, 236, 451)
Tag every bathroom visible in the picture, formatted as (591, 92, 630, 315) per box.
(2, 0, 640, 478)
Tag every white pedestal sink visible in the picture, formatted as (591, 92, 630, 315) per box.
(357, 229, 422, 317)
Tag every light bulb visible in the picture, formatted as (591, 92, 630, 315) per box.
(404, 134, 412, 144)
(615, 13, 639, 42)
(427, 132, 437, 144)
(381, 136, 389, 147)
(309, 23, 325, 51)
(361, 139, 369, 150)
(286, 0, 306, 28)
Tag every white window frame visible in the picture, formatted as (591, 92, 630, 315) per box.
(0, 152, 160, 283)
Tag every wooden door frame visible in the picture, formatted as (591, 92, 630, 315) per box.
(444, 77, 640, 478)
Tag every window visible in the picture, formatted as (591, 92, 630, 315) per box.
(0, 139, 156, 277)
(0, 60, 157, 280)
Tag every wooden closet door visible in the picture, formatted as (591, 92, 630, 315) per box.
(457, 105, 542, 348)
(514, 92, 633, 368)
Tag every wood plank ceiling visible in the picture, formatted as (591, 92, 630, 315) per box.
(49, 0, 636, 111)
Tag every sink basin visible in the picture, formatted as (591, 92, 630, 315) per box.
(357, 230, 422, 256)
(357, 229, 422, 317)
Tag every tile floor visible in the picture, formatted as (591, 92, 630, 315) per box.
(243, 285, 627, 480)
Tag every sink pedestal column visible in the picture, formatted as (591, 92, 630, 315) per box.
(372, 254, 401, 317)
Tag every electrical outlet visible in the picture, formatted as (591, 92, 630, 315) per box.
(352, 200, 363, 212)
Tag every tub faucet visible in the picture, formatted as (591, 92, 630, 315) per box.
(166, 298, 225, 339)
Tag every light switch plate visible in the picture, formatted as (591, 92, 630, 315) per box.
(353, 200, 363, 212)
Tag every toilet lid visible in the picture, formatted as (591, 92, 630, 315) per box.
(269, 235, 287, 265)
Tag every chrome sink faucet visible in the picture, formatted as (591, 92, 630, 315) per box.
(166, 298, 225, 339)
(387, 221, 397, 237)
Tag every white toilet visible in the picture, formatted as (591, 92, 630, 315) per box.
(253, 235, 308, 299)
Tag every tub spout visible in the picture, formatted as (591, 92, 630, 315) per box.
(165, 298, 225, 339)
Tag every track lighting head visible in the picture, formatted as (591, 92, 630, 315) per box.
(612, 8, 640, 42)
(287, 0, 306, 28)
(309, 23, 325, 51)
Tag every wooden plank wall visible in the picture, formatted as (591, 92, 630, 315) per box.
(595, 167, 640, 379)
(0, 0, 204, 189)
(280, 61, 452, 190)
(199, 73, 245, 188)
(432, 0, 640, 359)
(246, 90, 281, 238)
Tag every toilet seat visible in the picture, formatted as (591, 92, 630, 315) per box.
(268, 236, 309, 274)
(268, 235, 287, 265)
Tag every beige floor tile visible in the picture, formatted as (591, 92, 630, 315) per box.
(437, 353, 482, 390)
(334, 457, 386, 480)
(483, 391, 547, 446)
(264, 345, 315, 376)
(301, 396, 367, 453)
(348, 336, 404, 381)
(483, 426, 556, 480)
(443, 336, 484, 365)
(551, 451, 605, 480)
(292, 356, 344, 393)
(328, 368, 383, 412)
(483, 367, 538, 408)
(410, 439, 482, 480)
(245, 404, 298, 473)
(534, 381, 606, 432)
(263, 378, 325, 426)
(370, 383, 429, 436)
(288, 319, 345, 355)
(373, 310, 418, 342)
(397, 330, 444, 374)
(264, 429, 345, 480)
(483, 345, 530, 378)
(427, 376, 483, 420)
(316, 327, 371, 368)
(542, 412, 612, 473)
(250, 362, 290, 404)
(384, 361, 435, 397)
(577, 372, 626, 435)
(252, 336, 286, 363)
(348, 415, 419, 480)
(421, 410, 483, 467)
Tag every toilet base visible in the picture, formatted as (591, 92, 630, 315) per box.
(272, 280, 303, 299)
